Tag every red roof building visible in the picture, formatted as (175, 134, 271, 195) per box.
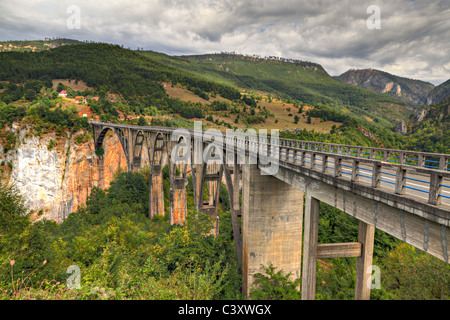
(74, 96, 86, 104)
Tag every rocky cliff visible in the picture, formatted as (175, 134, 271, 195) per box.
(0, 124, 130, 223)
(334, 69, 435, 106)
(426, 79, 450, 106)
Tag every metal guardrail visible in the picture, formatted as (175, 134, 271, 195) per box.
(275, 145, 450, 207)
(90, 121, 450, 208)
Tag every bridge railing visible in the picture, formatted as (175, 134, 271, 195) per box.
(278, 138, 450, 171)
(274, 143, 450, 208)
(218, 132, 449, 207)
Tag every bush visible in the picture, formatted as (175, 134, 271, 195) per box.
(250, 263, 302, 300)
(47, 139, 57, 151)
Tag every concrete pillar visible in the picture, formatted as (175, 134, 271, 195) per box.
(355, 221, 375, 300)
(242, 164, 304, 298)
(192, 164, 203, 212)
(127, 128, 134, 172)
(233, 160, 241, 216)
(301, 194, 320, 300)
(170, 178, 187, 225)
(97, 155, 105, 190)
(149, 165, 164, 219)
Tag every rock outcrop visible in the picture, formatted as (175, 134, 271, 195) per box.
(426, 79, 450, 106)
(1, 124, 129, 223)
(334, 69, 435, 106)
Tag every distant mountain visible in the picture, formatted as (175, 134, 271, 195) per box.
(426, 79, 450, 106)
(334, 69, 435, 106)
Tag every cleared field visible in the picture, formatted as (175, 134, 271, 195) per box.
(165, 84, 211, 105)
(164, 84, 342, 133)
(52, 79, 93, 92)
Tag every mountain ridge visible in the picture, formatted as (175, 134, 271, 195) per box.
(334, 68, 436, 106)
(335, 68, 450, 107)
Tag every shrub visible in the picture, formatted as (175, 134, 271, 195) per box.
(250, 263, 301, 300)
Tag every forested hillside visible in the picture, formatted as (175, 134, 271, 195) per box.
(1, 166, 449, 300)
(140, 51, 412, 125)
(404, 96, 450, 154)
(0, 43, 241, 120)
(0, 42, 411, 149)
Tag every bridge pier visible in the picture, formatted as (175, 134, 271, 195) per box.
(301, 194, 320, 300)
(170, 178, 188, 225)
(301, 194, 376, 300)
(97, 155, 105, 190)
(242, 164, 304, 298)
(149, 165, 165, 219)
(355, 221, 375, 300)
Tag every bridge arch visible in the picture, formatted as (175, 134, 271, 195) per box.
(92, 125, 130, 189)
(132, 130, 149, 171)
(152, 132, 167, 167)
(94, 126, 117, 151)
(170, 134, 190, 180)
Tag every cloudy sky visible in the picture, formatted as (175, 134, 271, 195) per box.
(1, 0, 449, 85)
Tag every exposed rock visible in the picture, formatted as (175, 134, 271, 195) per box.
(416, 109, 427, 122)
(2, 125, 130, 223)
(425, 79, 450, 106)
(335, 69, 435, 106)
(394, 119, 408, 135)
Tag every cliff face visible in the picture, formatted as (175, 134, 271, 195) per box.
(334, 69, 435, 106)
(426, 79, 450, 106)
(0, 124, 129, 223)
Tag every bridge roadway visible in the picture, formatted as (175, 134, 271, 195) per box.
(90, 121, 450, 299)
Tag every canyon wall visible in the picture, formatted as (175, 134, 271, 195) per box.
(0, 124, 132, 223)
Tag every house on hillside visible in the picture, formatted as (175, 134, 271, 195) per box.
(58, 90, 67, 97)
(90, 97, 99, 101)
(75, 96, 86, 104)
(78, 106, 93, 118)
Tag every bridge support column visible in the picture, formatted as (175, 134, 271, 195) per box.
(97, 156, 105, 190)
(300, 195, 376, 300)
(355, 221, 375, 300)
(149, 165, 164, 219)
(301, 194, 320, 300)
(242, 164, 304, 298)
(170, 178, 187, 225)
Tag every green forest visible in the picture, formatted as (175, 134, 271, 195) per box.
(1, 167, 449, 300)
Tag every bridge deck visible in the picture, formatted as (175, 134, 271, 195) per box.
(90, 121, 450, 214)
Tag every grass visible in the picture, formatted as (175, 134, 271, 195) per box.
(51, 79, 93, 92)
